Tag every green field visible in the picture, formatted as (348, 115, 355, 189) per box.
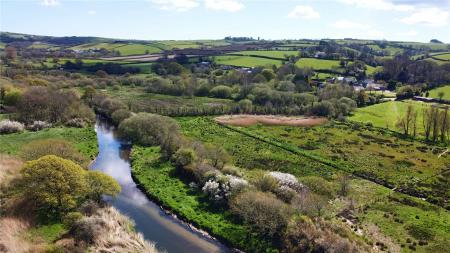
(0, 127, 98, 159)
(115, 44, 162, 55)
(432, 53, 450, 61)
(296, 58, 342, 71)
(214, 55, 283, 67)
(349, 100, 434, 131)
(428, 85, 450, 100)
(70, 42, 125, 51)
(100, 86, 236, 114)
(230, 50, 299, 59)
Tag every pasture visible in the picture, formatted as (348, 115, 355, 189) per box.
(214, 55, 283, 67)
(295, 58, 342, 71)
(230, 50, 299, 59)
(432, 53, 450, 61)
(428, 85, 450, 100)
(115, 44, 162, 55)
(349, 100, 433, 131)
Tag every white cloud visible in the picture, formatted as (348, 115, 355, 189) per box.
(152, 0, 199, 12)
(338, 0, 414, 11)
(400, 8, 449, 26)
(332, 20, 370, 29)
(204, 0, 244, 12)
(88, 10, 96, 15)
(288, 5, 320, 19)
(41, 0, 60, 7)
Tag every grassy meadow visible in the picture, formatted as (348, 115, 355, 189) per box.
(230, 50, 299, 59)
(428, 85, 450, 100)
(214, 55, 283, 67)
(349, 100, 434, 131)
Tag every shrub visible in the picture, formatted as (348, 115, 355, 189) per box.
(269, 171, 305, 192)
(209, 85, 232, 99)
(283, 218, 365, 253)
(0, 120, 24, 134)
(118, 113, 182, 156)
(230, 191, 292, 236)
(85, 171, 121, 203)
(254, 174, 278, 193)
(26, 121, 52, 131)
(63, 212, 83, 228)
(172, 148, 197, 168)
(20, 139, 86, 165)
(111, 109, 132, 125)
(65, 118, 87, 128)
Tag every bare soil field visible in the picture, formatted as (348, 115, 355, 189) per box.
(215, 115, 328, 127)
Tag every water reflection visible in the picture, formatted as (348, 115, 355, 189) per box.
(90, 119, 229, 253)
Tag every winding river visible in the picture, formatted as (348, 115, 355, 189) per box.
(89, 119, 229, 253)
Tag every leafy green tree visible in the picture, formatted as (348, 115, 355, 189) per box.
(19, 155, 88, 215)
(85, 171, 121, 203)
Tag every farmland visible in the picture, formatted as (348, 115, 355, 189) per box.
(428, 85, 450, 100)
(432, 53, 450, 61)
(229, 50, 299, 59)
(349, 100, 434, 131)
(214, 55, 283, 67)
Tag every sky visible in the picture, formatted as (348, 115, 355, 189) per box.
(1, 0, 449, 42)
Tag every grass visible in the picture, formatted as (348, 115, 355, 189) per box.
(349, 100, 433, 131)
(295, 58, 342, 71)
(428, 85, 450, 100)
(131, 146, 276, 252)
(101, 86, 236, 114)
(230, 50, 299, 59)
(214, 55, 283, 67)
(28, 223, 66, 243)
(432, 53, 450, 61)
(115, 44, 162, 56)
(175, 116, 449, 252)
(238, 121, 449, 205)
(0, 127, 98, 159)
(177, 117, 336, 178)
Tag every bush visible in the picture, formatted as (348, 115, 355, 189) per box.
(20, 139, 86, 165)
(65, 118, 88, 128)
(63, 212, 83, 228)
(269, 171, 305, 192)
(118, 113, 182, 156)
(111, 109, 132, 125)
(283, 218, 364, 253)
(0, 120, 24, 134)
(26, 121, 52, 131)
(230, 190, 292, 236)
(254, 174, 278, 193)
(210, 85, 232, 99)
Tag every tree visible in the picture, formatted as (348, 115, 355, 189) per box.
(118, 113, 182, 157)
(438, 91, 445, 101)
(85, 171, 121, 203)
(204, 143, 230, 169)
(19, 155, 88, 215)
(396, 104, 418, 136)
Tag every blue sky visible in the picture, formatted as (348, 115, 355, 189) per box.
(1, 0, 449, 42)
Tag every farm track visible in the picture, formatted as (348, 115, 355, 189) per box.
(214, 119, 447, 209)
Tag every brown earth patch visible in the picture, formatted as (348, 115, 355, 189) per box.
(215, 115, 328, 127)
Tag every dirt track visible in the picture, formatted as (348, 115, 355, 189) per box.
(214, 115, 328, 127)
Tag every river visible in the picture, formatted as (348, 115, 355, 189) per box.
(89, 119, 229, 253)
